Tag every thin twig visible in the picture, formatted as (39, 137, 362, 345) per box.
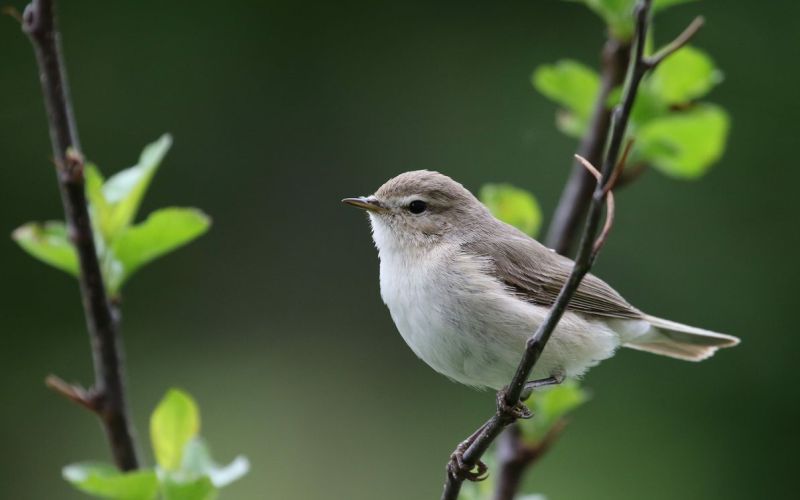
(21, 0, 139, 470)
(646, 16, 705, 68)
(574, 155, 615, 256)
(605, 138, 634, 196)
(45, 375, 97, 412)
(615, 162, 648, 188)
(441, 1, 704, 498)
(2, 5, 23, 22)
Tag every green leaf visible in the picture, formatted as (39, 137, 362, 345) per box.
(151, 389, 201, 471)
(63, 462, 158, 500)
(84, 163, 113, 243)
(629, 86, 670, 126)
(479, 184, 542, 237)
(102, 134, 172, 237)
(108, 207, 211, 292)
(648, 46, 723, 105)
(85, 163, 114, 241)
(565, 0, 695, 40)
(161, 476, 217, 500)
(533, 60, 599, 137)
(652, 0, 697, 13)
(182, 438, 250, 488)
(12, 221, 78, 275)
(565, 0, 636, 39)
(519, 381, 588, 444)
(637, 104, 730, 179)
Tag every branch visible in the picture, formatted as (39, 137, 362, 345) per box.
(493, 421, 567, 500)
(544, 15, 703, 256)
(21, 0, 139, 470)
(544, 38, 630, 255)
(441, 1, 704, 498)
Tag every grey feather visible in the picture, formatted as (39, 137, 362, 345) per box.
(462, 219, 643, 320)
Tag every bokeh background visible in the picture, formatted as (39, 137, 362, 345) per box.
(1, 0, 797, 498)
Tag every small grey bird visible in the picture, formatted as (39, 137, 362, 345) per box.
(343, 170, 739, 391)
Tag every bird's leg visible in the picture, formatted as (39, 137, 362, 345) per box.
(446, 373, 567, 481)
(446, 422, 490, 482)
(520, 373, 566, 400)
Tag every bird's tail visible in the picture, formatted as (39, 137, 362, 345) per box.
(623, 315, 740, 361)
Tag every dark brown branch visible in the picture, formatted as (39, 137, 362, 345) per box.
(492, 421, 567, 500)
(21, 0, 139, 471)
(441, 1, 704, 498)
(544, 38, 630, 255)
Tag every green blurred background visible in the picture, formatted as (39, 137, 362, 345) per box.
(1, 0, 796, 498)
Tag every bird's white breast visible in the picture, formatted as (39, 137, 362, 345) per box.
(370, 215, 622, 390)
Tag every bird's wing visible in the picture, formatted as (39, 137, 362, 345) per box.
(462, 230, 642, 320)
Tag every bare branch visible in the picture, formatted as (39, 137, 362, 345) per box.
(20, 0, 139, 470)
(493, 421, 567, 500)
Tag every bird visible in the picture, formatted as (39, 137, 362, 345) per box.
(343, 170, 739, 393)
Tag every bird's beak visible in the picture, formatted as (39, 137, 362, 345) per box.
(341, 196, 385, 212)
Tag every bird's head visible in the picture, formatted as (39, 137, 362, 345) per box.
(343, 170, 491, 253)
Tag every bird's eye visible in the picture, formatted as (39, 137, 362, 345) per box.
(408, 200, 428, 214)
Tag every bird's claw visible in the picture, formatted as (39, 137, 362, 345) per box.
(496, 388, 533, 420)
(447, 446, 488, 482)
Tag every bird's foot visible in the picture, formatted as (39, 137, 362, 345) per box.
(446, 437, 489, 482)
(496, 387, 533, 420)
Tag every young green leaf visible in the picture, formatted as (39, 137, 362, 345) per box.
(565, 0, 696, 40)
(182, 438, 250, 488)
(652, 0, 696, 13)
(151, 389, 201, 472)
(637, 104, 730, 179)
(84, 163, 115, 241)
(533, 60, 599, 138)
(161, 476, 217, 500)
(62, 462, 158, 500)
(107, 207, 211, 292)
(565, 0, 637, 39)
(102, 134, 172, 238)
(12, 221, 78, 275)
(519, 381, 589, 444)
(479, 184, 542, 237)
(648, 46, 723, 105)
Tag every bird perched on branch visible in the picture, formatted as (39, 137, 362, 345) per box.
(343, 170, 739, 392)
